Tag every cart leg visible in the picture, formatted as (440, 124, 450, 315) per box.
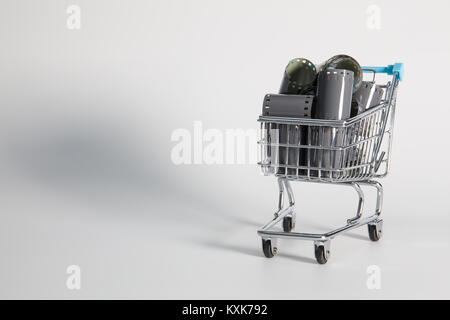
(360, 180, 384, 240)
(258, 178, 293, 232)
(261, 179, 284, 259)
(275, 178, 285, 218)
(282, 179, 296, 231)
(347, 183, 364, 224)
(365, 180, 383, 217)
(283, 179, 295, 208)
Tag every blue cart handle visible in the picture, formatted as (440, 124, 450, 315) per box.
(361, 63, 404, 81)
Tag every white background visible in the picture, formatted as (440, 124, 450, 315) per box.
(0, 0, 449, 299)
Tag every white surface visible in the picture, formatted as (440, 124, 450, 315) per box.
(1, 0, 450, 299)
(2, 166, 449, 299)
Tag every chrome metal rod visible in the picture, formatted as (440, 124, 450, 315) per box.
(347, 183, 364, 224)
(283, 179, 295, 207)
(276, 178, 284, 214)
(359, 180, 383, 216)
(258, 215, 379, 241)
(257, 179, 383, 242)
(260, 206, 293, 231)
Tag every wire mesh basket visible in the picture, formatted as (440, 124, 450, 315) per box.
(258, 72, 398, 183)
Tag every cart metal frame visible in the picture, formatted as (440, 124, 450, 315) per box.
(257, 63, 403, 264)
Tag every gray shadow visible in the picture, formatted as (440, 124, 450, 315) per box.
(3, 110, 246, 230)
(277, 252, 317, 264)
(227, 216, 261, 228)
(340, 232, 370, 241)
(198, 240, 262, 259)
(196, 238, 318, 264)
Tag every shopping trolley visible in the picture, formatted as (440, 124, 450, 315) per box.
(257, 63, 404, 264)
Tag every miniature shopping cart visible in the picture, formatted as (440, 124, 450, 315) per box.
(257, 63, 404, 264)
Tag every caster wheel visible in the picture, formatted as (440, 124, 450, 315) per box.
(262, 239, 277, 258)
(282, 216, 294, 232)
(314, 244, 329, 264)
(368, 223, 382, 241)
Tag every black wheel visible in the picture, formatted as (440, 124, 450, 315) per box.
(262, 239, 277, 258)
(282, 216, 294, 232)
(314, 245, 329, 264)
(368, 224, 382, 241)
